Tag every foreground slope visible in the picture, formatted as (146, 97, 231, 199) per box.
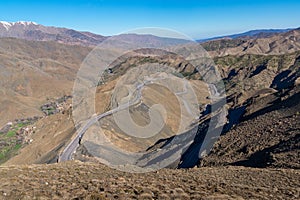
(0, 161, 299, 199)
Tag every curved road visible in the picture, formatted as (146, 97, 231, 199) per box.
(58, 81, 147, 162)
(58, 78, 210, 163)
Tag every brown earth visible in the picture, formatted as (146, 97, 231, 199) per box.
(0, 161, 299, 200)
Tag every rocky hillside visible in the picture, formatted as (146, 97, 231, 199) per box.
(196, 47, 300, 169)
(200, 85, 300, 169)
(215, 51, 300, 105)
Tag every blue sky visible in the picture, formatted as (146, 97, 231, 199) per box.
(0, 0, 299, 39)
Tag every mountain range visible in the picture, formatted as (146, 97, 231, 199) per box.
(197, 28, 296, 42)
(0, 21, 106, 46)
(1, 21, 298, 46)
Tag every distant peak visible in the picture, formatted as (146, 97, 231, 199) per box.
(0, 21, 12, 30)
(14, 21, 38, 25)
(0, 21, 38, 30)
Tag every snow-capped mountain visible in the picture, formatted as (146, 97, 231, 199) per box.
(0, 21, 38, 30)
(0, 21, 106, 46)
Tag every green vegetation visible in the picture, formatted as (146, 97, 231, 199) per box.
(0, 122, 29, 164)
(6, 130, 16, 137)
(14, 143, 22, 151)
(5, 123, 26, 138)
(0, 146, 11, 163)
(0, 149, 8, 160)
(17, 123, 25, 128)
(46, 108, 55, 115)
(0, 143, 22, 164)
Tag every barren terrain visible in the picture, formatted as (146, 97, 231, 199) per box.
(0, 161, 299, 200)
(0, 25, 299, 199)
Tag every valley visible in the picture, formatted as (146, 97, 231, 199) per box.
(0, 21, 299, 199)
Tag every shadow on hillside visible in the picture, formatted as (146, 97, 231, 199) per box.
(232, 134, 300, 168)
(242, 89, 300, 122)
(270, 70, 297, 90)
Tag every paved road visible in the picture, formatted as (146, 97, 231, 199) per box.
(58, 81, 146, 162)
(58, 78, 217, 165)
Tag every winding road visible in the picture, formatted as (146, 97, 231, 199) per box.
(58, 78, 220, 165)
(58, 76, 168, 162)
(58, 81, 147, 162)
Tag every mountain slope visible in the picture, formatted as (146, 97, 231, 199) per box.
(203, 28, 300, 56)
(0, 37, 91, 127)
(200, 85, 300, 169)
